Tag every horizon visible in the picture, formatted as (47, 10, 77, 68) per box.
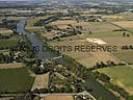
(0, 0, 133, 1)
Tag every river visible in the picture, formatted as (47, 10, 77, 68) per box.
(17, 19, 57, 60)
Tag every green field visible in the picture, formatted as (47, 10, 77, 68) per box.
(0, 68, 34, 93)
(0, 37, 19, 48)
(97, 66, 133, 95)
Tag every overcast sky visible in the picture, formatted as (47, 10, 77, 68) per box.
(0, 0, 32, 1)
(0, 0, 133, 1)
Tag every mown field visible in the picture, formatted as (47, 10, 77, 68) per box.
(0, 67, 34, 93)
(97, 66, 133, 95)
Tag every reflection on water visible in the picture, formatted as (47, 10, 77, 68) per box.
(17, 19, 56, 60)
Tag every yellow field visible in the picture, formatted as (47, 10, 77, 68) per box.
(113, 21, 133, 28)
(43, 95, 74, 100)
(0, 63, 24, 69)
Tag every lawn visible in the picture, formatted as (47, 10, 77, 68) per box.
(97, 66, 133, 95)
(0, 67, 35, 93)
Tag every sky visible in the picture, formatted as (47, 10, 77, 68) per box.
(0, 0, 133, 1)
(0, 0, 32, 1)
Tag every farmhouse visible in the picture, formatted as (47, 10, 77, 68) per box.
(80, 15, 103, 22)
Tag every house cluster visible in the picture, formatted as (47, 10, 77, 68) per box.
(79, 15, 103, 22)
(45, 25, 82, 41)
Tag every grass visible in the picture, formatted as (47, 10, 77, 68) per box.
(0, 37, 19, 48)
(0, 67, 34, 93)
(97, 65, 133, 95)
